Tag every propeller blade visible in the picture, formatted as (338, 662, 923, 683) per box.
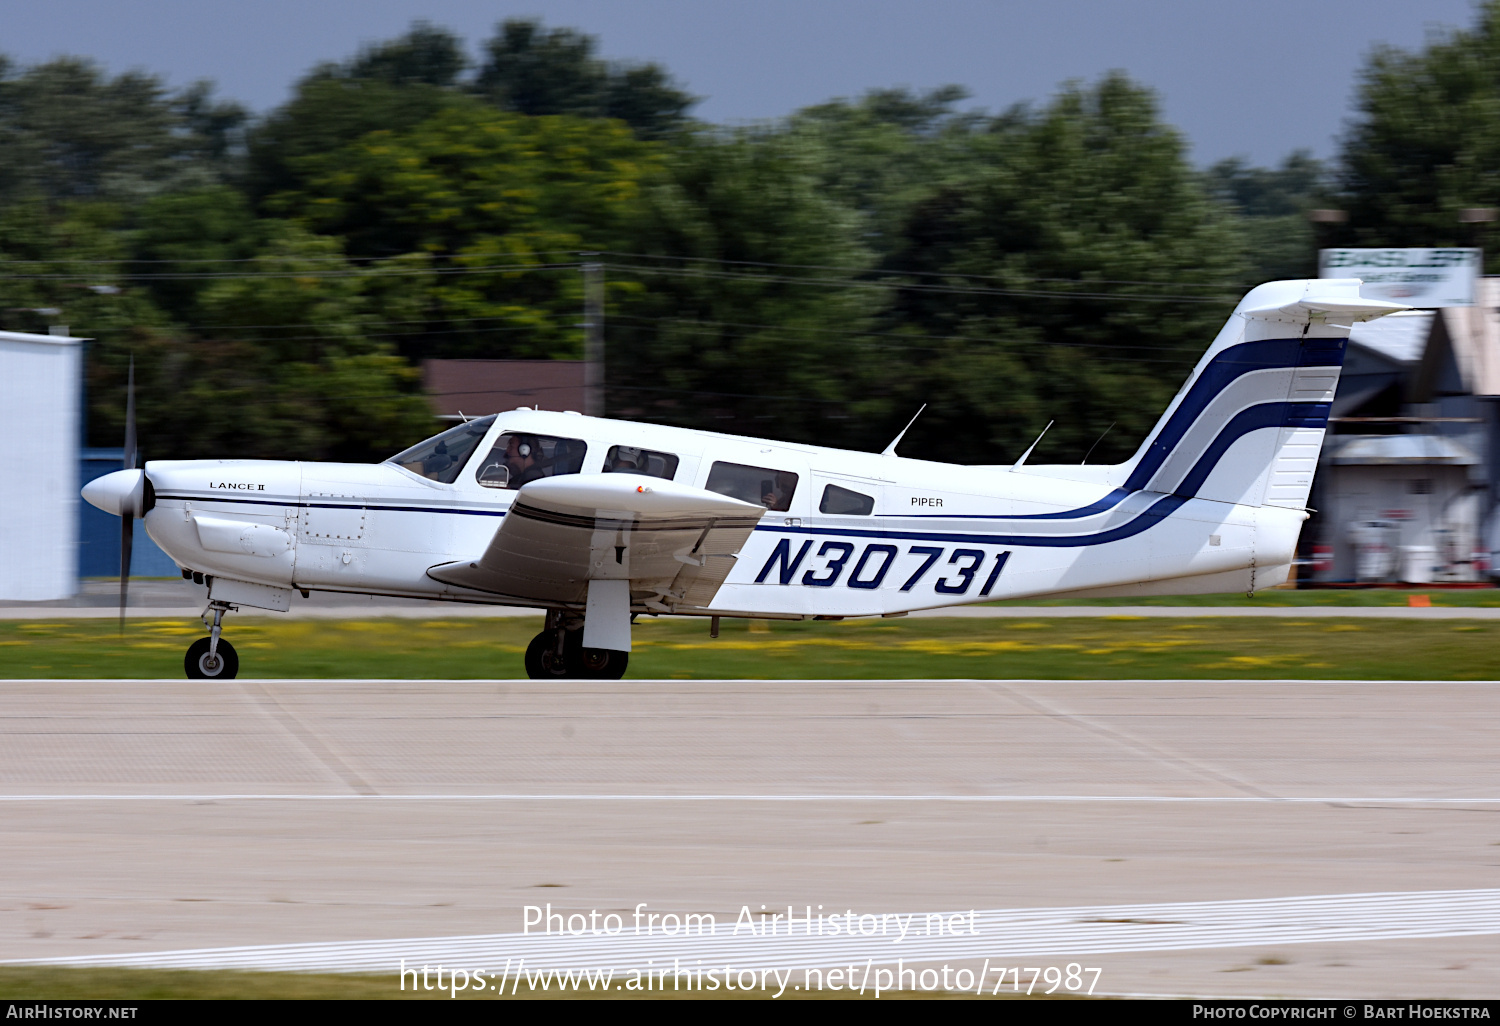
(123, 357, 137, 471)
(119, 356, 136, 635)
(119, 515, 132, 636)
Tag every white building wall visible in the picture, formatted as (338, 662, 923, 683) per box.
(0, 331, 83, 600)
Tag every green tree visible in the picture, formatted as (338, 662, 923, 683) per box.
(474, 19, 696, 138)
(89, 222, 432, 463)
(344, 21, 467, 87)
(875, 74, 1247, 465)
(1205, 151, 1324, 284)
(0, 56, 244, 205)
(610, 129, 883, 445)
(126, 186, 259, 325)
(274, 104, 660, 359)
(245, 49, 465, 204)
(1338, 1, 1500, 262)
(785, 86, 986, 255)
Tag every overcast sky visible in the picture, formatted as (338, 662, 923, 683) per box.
(4, 0, 1479, 166)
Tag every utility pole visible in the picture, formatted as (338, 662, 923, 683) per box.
(582, 257, 604, 418)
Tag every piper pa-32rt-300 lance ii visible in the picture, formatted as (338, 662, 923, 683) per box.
(83, 278, 1405, 680)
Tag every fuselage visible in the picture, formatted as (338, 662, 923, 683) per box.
(140, 408, 1300, 618)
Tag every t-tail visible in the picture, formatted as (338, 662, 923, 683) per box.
(1117, 278, 1407, 510)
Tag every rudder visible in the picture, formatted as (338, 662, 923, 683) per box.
(1119, 279, 1406, 510)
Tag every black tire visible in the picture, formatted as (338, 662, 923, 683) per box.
(575, 647, 629, 680)
(524, 630, 570, 679)
(185, 637, 239, 680)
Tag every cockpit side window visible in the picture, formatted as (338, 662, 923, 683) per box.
(819, 483, 875, 516)
(603, 445, 679, 481)
(475, 433, 588, 490)
(388, 415, 497, 484)
(706, 461, 799, 512)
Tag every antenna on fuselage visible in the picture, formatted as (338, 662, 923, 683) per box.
(1081, 421, 1115, 465)
(1010, 420, 1054, 472)
(880, 404, 927, 457)
(457, 410, 471, 423)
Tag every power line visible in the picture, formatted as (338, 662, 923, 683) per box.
(0, 247, 1252, 291)
(0, 249, 588, 265)
(0, 260, 584, 281)
(596, 250, 1251, 290)
(600, 262, 1236, 304)
(1, 251, 1246, 302)
(606, 311, 1199, 360)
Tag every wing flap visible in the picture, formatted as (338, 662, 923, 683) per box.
(427, 474, 764, 609)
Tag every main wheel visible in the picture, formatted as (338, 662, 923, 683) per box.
(185, 637, 239, 680)
(575, 647, 629, 680)
(524, 631, 570, 679)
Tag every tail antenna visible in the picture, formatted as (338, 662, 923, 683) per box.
(1081, 421, 1116, 466)
(1011, 420, 1054, 472)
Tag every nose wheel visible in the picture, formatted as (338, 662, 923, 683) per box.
(186, 601, 239, 679)
(185, 636, 239, 679)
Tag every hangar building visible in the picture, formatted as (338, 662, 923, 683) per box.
(0, 329, 84, 600)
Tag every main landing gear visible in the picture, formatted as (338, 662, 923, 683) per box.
(524, 610, 628, 680)
(185, 601, 239, 679)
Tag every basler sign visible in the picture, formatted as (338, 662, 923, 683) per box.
(1319, 248, 1480, 307)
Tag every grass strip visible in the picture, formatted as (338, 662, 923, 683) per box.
(1, 614, 1497, 680)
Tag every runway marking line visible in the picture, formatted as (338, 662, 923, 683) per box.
(1, 793, 1499, 803)
(10, 889, 1500, 975)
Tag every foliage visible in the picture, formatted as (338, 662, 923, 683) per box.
(0, 57, 244, 205)
(1337, 0, 1500, 264)
(870, 75, 1246, 464)
(1204, 151, 1324, 283)
(87, 221, 432, 463)
(13, 10, 1463, 469)
(344, 21, 468, 87)
(610, 128, 882, 445)
(245, 75, 462, 205)
(474, 18, 696, 139)
(274, 104, 661, 359)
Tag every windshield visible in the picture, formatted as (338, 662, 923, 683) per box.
(387, 415, 497, 483)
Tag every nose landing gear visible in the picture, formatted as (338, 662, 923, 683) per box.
(185, 601, 239, 679)
(524, 611, 628, 680)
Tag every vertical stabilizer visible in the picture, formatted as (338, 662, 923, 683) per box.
(1119, 279, 1407, 510)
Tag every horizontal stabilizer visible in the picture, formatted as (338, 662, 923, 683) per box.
(1238, 278, 1409, 324)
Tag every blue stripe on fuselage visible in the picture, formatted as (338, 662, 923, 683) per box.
(803, 398, 1319, 546)
(893, 337, 1339, 523)
(757, 493, 1189, 547)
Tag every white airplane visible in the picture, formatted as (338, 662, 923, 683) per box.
(82, 278, 1405, 680)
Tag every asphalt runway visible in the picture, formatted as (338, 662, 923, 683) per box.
(2, 678, 1499, 998)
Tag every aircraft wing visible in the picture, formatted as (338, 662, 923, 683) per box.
(426, 474, 766, 610)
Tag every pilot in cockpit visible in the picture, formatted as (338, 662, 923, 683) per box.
(503, 434, 546, 488)
(605, 450, 640, 473)
(760, 471, 797, 511)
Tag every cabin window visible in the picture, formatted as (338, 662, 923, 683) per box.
(706, 461, 799, 512)
(603, 445, 679, 480)
(388, 415, 497, 484)
(474, 433, 588, 490)
(819, 483, 875, 516)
